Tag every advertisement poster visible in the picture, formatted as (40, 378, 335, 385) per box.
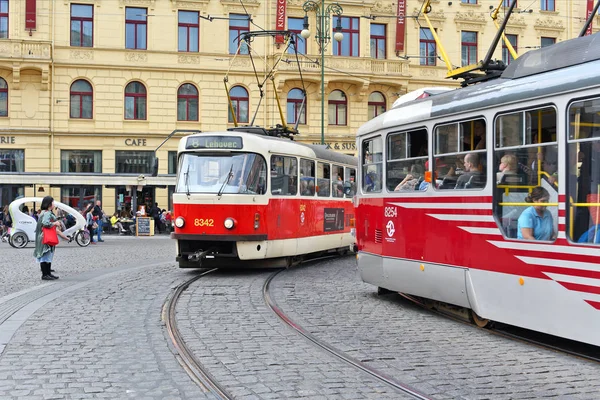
(324, 208, 345, 232)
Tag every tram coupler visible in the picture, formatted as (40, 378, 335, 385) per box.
(187, 248, 214, 264)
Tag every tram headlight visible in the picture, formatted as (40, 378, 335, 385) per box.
(174, 216, 185, 228)
(224, 218, 235, 230)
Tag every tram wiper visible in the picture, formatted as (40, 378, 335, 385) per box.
(184, 164, 191, 199)
(217, 165, 234, 197)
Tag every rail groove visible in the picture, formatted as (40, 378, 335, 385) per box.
(164, 269, 233, 400)
(263, 269, 435, 400)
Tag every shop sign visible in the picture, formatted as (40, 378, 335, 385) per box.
(0, 136, 16, 144)
(312, 142, 356, 151)
(125, 138, 147, 146)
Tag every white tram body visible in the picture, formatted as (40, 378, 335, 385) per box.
(355, 33, 600, 346)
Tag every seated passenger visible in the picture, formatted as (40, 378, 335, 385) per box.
(577, 224, 600, 244)
(307, 180, 315, 195)
(517, 186, 554, 241)
(365, 171, 378, 192)
(394, 164, 424, 191)
(455, 153, 482, 189)
(497, 154, 518, 183)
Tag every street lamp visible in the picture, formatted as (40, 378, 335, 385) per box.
(300, 1, 343, 145)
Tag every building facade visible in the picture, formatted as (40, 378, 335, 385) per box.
(0, 0, 596, 214)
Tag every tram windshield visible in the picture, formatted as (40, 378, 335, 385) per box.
(176, 152, 267, 195)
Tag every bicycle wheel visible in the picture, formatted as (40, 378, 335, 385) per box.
(75, 230, 91, 247)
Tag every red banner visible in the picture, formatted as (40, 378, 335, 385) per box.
(395, 0, 406, 53)
(586, 0, 594, 36)
(275, 0, 287, 44)
(25, 0, 36, 30)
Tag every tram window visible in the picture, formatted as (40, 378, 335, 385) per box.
(344, 167, 356, 197)
(433, 118, 487, 191)
(300, 158, 315, 196)
(362, 137, 383, 193)
(387, 128, 427, 192)
(493, 106, 558, 239)
(567, 97, 600, 245)
(332, 165, 344, 197)
(270, 155, 298, 196)
(317, 162, 331, 197)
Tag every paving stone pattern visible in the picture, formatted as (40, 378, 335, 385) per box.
(176, 269, 413, 399)
(0, 264, 211, 399)
(268, 257, 600, 400)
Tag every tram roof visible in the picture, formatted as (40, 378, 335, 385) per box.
(358, 32, 600, 137)
(179, 130, 358, 166)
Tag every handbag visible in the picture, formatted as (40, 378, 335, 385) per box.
(42, 226, 59, 246)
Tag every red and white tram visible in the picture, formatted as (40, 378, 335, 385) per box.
(170, 128, 357, 268)
(355, 33, 600, 346)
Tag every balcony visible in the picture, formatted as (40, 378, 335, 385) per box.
(0, 40, 52, 61)
(278, 55, 410, 77)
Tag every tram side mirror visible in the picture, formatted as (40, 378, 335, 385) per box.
(151, 156, 159, 177)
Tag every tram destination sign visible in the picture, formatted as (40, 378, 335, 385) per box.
(186, 136, 243, 150)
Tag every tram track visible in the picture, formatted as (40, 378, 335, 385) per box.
(396, 293, 600, 365)
(263, 267, 434, 400)
(163, 268, 233, 400)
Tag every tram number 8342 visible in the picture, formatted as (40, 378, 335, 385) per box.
(194, 218, 215, 227)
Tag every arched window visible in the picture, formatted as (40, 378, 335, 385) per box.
(228, 86, 249, 123)
(286, 88, 306, 125)
(0, 77, 7, 117)
(368, 92, 386, 120)
(70, 79, 93, 119)
(328, 90, 347, 126)
(124, 81, 147, 120)
(177, 83, 199, 121)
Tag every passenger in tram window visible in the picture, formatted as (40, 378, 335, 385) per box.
(517, 186, 554, 241)
(454, 153, 482, 189)
(394, 164, 424, 191)
(308, 180, 315, 195)
(474, 120, 486, 150)
(496, 154, 518, 183)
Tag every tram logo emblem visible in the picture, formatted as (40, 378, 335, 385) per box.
(386, 220, 395, 237)
(300, 211, 305, 225)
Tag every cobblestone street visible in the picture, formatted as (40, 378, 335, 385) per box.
(0, 237, 598, 399)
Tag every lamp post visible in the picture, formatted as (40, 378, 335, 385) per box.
(300, 0, 343, 145)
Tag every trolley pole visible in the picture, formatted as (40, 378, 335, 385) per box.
(301, 0, 343, 145)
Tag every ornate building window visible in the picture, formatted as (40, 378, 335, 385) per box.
(0, 77, 7, 117)
(370, 24, 386, 59)
(70, 4, 93, 47)
(228, 86, 249, 123)
(461, 0, 477, 3)
(420, 28, 436, 66)
(125, 7, 147, 50)
(502, 34, 517, 65)
(0, 0, 8, 39)
(541, 0, 555, 11)
(368, 92, 386, 120)
(229, 14, 249, 55)
(124, 81, 147, 120)
(461, 31, 477, 66)
(328, 90, 347, 126)
(503, 0, 517, 6)
(287, 17, 306, 55)
(70, 80, 93, 119)
(177, 83, 199, 121)
(287, 88, 306, 125)
(178, 11, 199, 52)
(333, 17, 359, 57)
(541, 37, 556, 47)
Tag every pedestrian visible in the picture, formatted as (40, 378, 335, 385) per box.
(92, 200, 105, 242)
(84, 203, 97, 244)
(33, 196, 69, 280)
